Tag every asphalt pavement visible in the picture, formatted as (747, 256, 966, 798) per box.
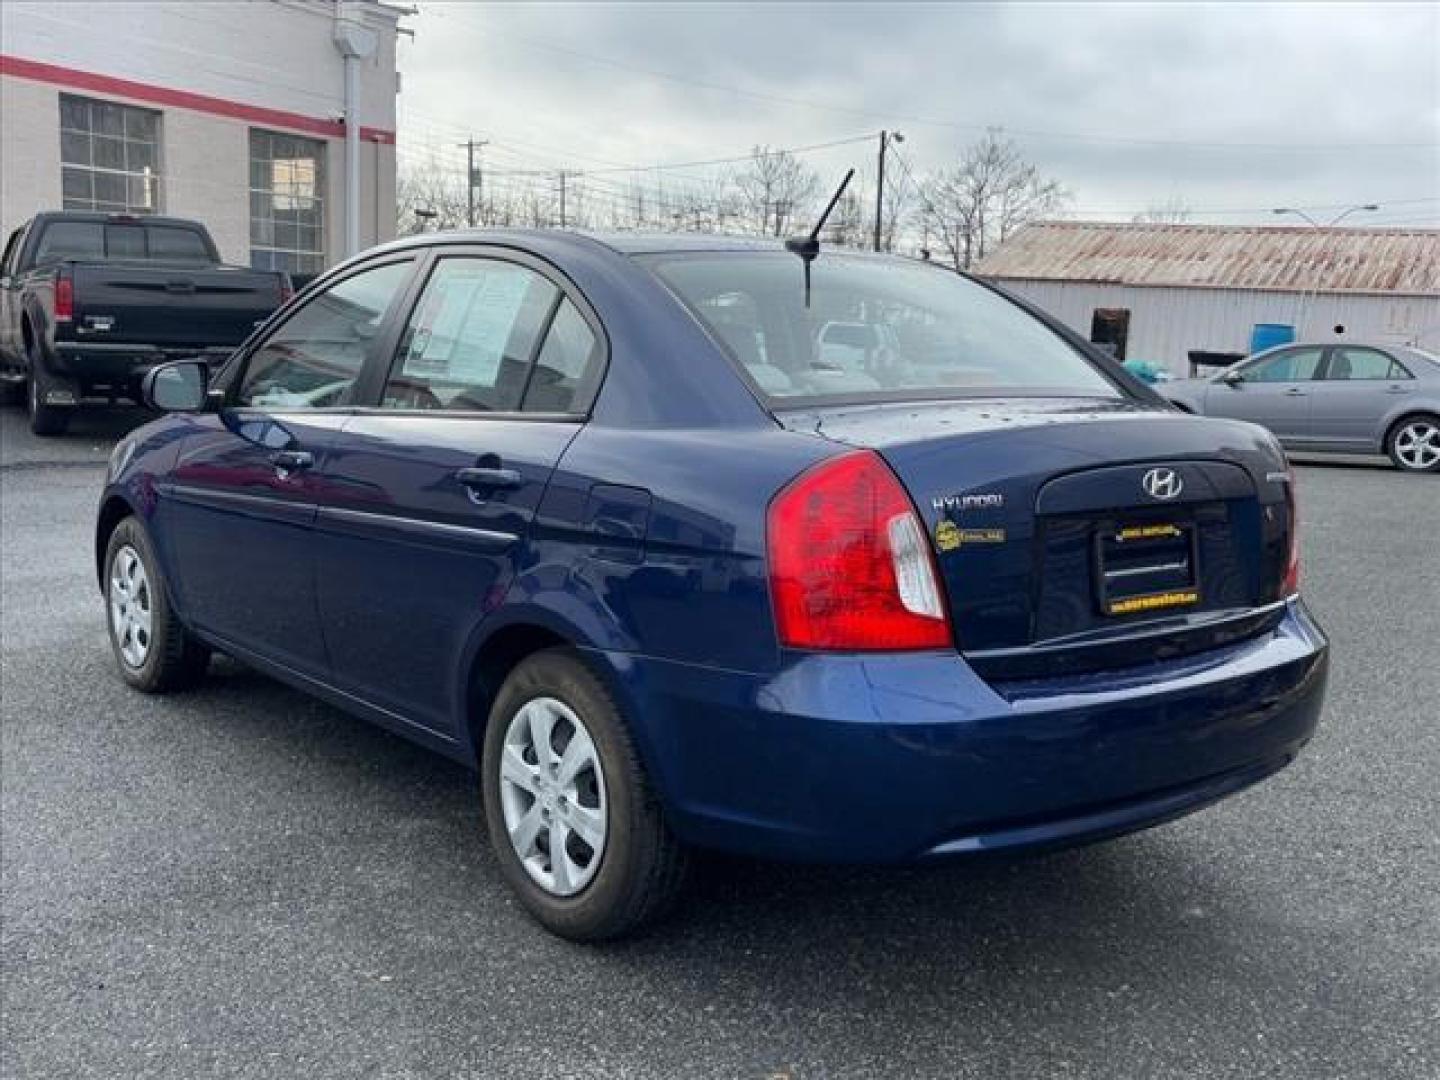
(2, 405, 1437, 1080)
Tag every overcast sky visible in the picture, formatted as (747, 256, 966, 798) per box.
(396, 1, 1439, 230)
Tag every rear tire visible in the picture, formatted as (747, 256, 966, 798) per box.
(104, 516, 211, 692)
(1386, 414, 1440, 473)
(26, 344, 71, 436)
(481, 648, 687, 941)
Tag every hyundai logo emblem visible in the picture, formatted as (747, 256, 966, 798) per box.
(1142, 467, 1184, 501)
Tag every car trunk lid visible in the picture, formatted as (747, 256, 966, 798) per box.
(778, 398, 1295, 678)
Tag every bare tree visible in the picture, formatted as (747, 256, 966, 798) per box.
(1132, 196, 1193, 224)
(879, 174, 913, 253)
(920, 129, 1068, 270)
(395, 157, 469, 235)
(823, 188, 867, 248)
(732, 146, 820, 238)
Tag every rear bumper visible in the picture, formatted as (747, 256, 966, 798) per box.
(46, 342, 232, 389)
(593, 599, 1328, 862)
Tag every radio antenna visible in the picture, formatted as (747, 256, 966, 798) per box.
(784, 168, 855, 307)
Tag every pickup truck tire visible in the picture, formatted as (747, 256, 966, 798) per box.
(26, 344, 71, 437)
(104, 516, 211, 692)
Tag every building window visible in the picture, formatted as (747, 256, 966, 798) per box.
(249, 130, 327, 277)
(59, 94, 161, 214)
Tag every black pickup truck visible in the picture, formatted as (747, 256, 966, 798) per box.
(0, 212, 290, 434)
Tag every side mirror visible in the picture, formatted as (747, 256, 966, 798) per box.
(1219, 368, 1245, 386)
(142, 360, 209, 411)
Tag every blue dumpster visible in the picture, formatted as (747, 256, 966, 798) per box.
(1250, 323, 1296, 355)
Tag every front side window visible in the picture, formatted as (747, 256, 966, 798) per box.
(60, 94, 160, 214)
(382, 258, 561, 413)
(249, 130, 326, 277)
(1244, 347, 1324, 383)
(1327, 347, 1407, 381)
(237, 260, 412, 409)
(644, 253, 1120, 403)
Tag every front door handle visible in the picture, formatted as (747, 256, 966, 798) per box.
(1284, 387, 1307, 396)
(272, 449, 313, 477)
(455, 466, 523, 494)
(1385, 385, 1412, 394)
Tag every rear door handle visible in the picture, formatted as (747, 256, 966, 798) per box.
(1385, 385, 1412, 394)
(272, 449, 313, 477)
(1284, 387, 1307, 396)
(455, 466, 523, 493)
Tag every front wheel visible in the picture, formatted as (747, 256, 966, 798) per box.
(104, 516, 211, 692)
(481, 648, 687, 940)
(1386, 414, 1440, 473)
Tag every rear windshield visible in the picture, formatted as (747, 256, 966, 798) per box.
(642, 252, 1120, 404)
(33, 221, 212, 265)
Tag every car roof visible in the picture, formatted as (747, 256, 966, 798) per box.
(366, 227, 910, 260)
(32, 211, 206, 229)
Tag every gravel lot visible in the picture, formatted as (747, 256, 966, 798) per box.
(2, 405, 1437, 1080)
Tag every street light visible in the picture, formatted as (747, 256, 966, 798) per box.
(1271, 204, 1380, 228)
(1270, 204, 1380, 332)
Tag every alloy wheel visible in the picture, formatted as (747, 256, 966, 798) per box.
(109, 545, 153, 668)
(498, 695, 608, 897)
(1394, 420, 1440, 471)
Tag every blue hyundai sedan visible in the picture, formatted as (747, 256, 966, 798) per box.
(97, 231, 1328, 939)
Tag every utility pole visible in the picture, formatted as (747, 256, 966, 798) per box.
(558, 171, 569, 228)
(874, 130, 903, 252)
(457, 138, 488, 227)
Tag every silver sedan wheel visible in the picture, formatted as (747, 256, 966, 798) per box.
(109, 545, 153, 668)
(1394, 419, 1440, 471)
(498, 696, 608, 897)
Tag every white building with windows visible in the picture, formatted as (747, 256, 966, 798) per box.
(973, 222, 1440, 372)
(0, 0, 405, 280)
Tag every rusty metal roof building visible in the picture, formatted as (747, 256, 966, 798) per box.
(973, 221, 1440, 297)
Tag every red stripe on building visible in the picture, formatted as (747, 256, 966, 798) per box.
(0, 54, 395, 144)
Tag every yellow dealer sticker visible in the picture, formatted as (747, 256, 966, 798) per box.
(1107, 590, 1200, 616)
(935, 522, 1005, 551)
(1116, 524, 1182, 542)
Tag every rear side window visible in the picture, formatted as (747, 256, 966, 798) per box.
(526, 299, 601, 413)
(383, 258, 561, 413)
(644, 252, 1119, 403)
(34, 221, 104, 262)
(238, 259, 413, 409)
(1326, 347, 1408, 380)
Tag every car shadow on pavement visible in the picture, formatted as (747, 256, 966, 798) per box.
(1, 402, 157, 466)
(190, 656, 1241, 974)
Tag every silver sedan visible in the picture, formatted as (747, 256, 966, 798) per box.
(1162, 343, 1440, 473)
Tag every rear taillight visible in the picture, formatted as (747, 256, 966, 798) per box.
(278, 275, 294, 305)
(53, 274, 73, 322)
(767, 450, 951, 651)
(1281, 467, 1300, 597)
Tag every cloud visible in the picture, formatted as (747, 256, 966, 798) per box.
(398, 1, 1439, 226)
